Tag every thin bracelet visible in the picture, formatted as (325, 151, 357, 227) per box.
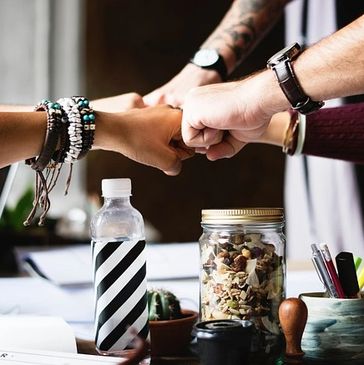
(282, 109, 299, 155)
(24, 99, 64, 226)
(294, 113, 306, 155)
(26, 100, 62, 171)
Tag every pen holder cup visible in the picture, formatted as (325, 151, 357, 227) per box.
(299, 292, 364, 364)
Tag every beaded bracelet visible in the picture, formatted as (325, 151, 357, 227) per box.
(25, 96, 95, 226)
(282, 109, 299, 155)
(72, 96, 95, 160)
(57, 97, 83, 163)
(57, 96, 96, 162)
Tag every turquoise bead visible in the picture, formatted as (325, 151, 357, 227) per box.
(78, 100, 84, 107)
(83, 99, 89, 107)
(83, 115, 90, 122)
(52, 102, 61, 109)
(88, 114, 95, 121)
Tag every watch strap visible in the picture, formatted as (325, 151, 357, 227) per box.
(273, 60, 324, 114)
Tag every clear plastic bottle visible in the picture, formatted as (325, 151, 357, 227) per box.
(91, 178, 149, 355)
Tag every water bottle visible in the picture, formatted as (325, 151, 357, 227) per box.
(91, 178, 149, 355)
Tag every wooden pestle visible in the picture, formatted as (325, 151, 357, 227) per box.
(279, 297, 308, 362)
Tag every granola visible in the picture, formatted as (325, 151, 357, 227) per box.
(200, 231, 284, 352)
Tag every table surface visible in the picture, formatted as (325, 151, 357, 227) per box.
(76, 339, 293, 365)
(4, 255, 319, 365)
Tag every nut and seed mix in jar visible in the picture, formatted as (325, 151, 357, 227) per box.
(199, 208, 285, 354)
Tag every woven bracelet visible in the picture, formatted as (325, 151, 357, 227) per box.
(24, 99, 64, 226)
(26, 100, 63, 171)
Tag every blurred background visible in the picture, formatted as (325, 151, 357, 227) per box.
(0, 0, 285, 269)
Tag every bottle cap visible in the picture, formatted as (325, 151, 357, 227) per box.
(102, 178, 132, 197)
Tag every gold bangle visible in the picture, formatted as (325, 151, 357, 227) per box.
(282, 109, 299, 155)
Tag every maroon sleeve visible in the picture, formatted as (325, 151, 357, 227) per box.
(302, 102, 364, 164)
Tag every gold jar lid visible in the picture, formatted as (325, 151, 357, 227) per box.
(201, 208, 284, 224)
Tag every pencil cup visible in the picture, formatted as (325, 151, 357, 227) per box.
(299, 292, 364, 364)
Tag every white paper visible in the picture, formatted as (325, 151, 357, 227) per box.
(146, 242, 199, 280)
(23, 246, 93, 286)
(0, 278, 93, 322)
(0, 316, 76, 353)
(0, 348, 126, 365)
(286, 270, 324, 298)
(20, 242, 200, 285)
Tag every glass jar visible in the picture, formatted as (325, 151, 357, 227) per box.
(199, 208, 285, 354)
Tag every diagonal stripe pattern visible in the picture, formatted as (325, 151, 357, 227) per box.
(92, 239, 149, 353)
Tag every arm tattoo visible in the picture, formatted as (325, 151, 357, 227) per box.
(238, 0, 269, 13)
(205, 0, 287, 69)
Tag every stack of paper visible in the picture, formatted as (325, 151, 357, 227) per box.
(20, 242, 200, 285)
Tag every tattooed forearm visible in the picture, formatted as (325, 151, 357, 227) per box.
(202, 0, 289, 73)
(224, 17, 256, 62)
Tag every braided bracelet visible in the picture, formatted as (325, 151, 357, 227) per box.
(26, 100, 63, 171)
(25, 99, 63, 226)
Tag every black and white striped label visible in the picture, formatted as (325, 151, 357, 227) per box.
(92, 239, 149, 353)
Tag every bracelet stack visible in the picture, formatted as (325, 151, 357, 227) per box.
(24, 96, 96, 226)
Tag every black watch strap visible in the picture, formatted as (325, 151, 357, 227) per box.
(273, 60, 324, 114)
(267, 43, 324, 115)
(203, 55, 227, 81)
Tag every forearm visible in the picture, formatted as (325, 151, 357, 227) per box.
(0, 110, 127, 168)
(0, 104, 33, 112)
(302, 103, 364, 163)
(257, 103, 364, 164)
(246, 14, 364, 116)
(0, 112, 47, 168)
(294, 14, 364, 102)
(201, 0, 290, 73)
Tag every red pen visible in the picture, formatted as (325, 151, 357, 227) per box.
(319, 243, 346, 298)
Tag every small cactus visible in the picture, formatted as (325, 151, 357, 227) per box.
(147, 289, 183, 321)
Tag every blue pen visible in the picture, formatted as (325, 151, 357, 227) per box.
(311, 244, 338, 298)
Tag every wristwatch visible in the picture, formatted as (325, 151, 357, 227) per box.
(190, 49, 228, 81)
(267, 43, 324, 115)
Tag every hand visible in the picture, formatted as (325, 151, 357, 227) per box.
(181, 74, 277, 161)
(94, 105, 194, 176)
(92, 93, 145, 112)
(143, 63, 221, 107)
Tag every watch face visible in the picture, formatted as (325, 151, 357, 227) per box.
(267, 43, 301, 67)
(193, 49, 219, 67)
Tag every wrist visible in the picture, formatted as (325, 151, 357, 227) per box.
(183, 63, 222, 84)
(257, 112, 290, 147)
(93, 111, 124, 152)
(238, 70, 290, 115)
